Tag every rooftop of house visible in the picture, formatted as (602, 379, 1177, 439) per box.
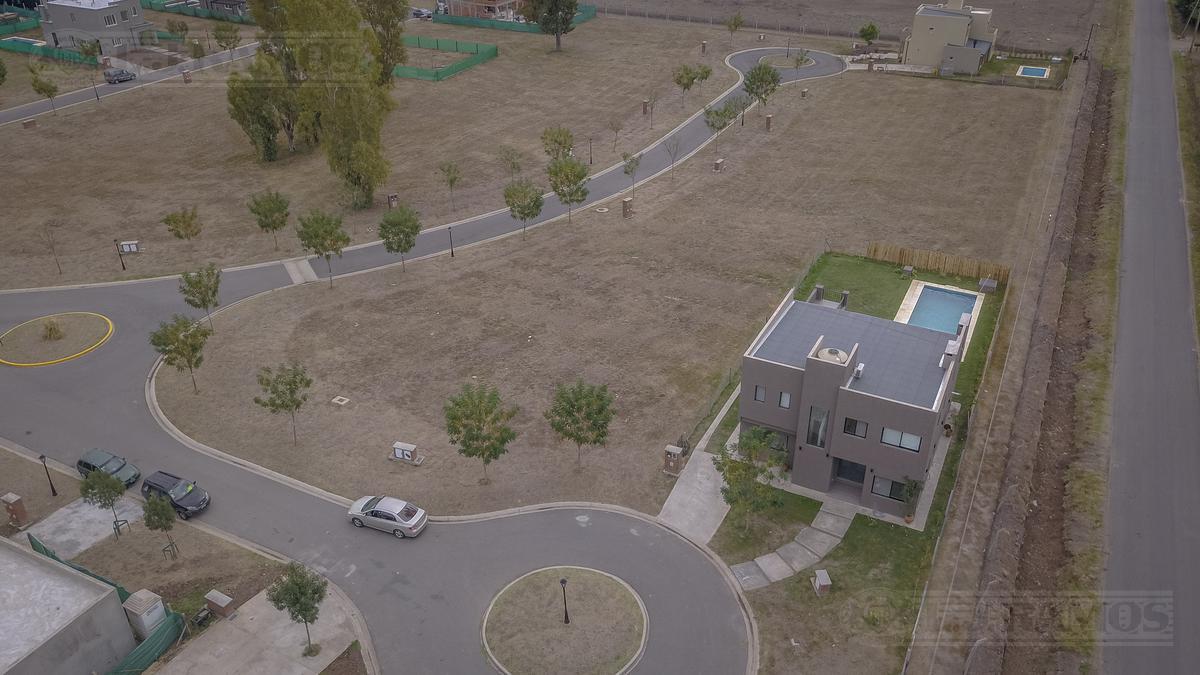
(750, 300, 957, 408)
(45, 0, 130, 9)
(916, 3, 992, 19)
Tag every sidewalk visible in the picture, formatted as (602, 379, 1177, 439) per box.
(157, 586, 361, 675)
(657, 386, 739, 544)
(22, 496, 143, 559)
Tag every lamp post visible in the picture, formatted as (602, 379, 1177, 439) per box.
(38, 455, 58, 497)
(448, 226, 455, 258)
(560, 577, 570, 625)
(114, 239, 126, 270)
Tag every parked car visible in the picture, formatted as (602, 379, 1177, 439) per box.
(140, 471, 210, 519)
(348, 496, 427, 538)
(104, 68, 136, 84)
(76, 448, 140, 487)
(411, 7, 432, 19)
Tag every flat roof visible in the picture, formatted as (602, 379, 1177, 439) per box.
(0, 537, 112, 672)
(46, 0, 127, 9)
(916, 6, 970, 18)
(751, 301, 954, 408)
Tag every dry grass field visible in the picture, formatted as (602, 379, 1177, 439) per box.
(155, 71, 1062, 517)
(596, 0, 1101, 52)
(0, 48, 97, 109)
(0, 17, 847, 289)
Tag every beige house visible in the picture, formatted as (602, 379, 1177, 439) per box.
(902, 0, 999, 75)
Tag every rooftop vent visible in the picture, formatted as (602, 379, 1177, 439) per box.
(817, 347, 849, 364)
(853, 363, 865, 379)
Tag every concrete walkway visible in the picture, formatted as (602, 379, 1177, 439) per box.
(158, 587, 360, 675)
(19, 496, 143, 559)
(729, 500, 855, 591)
(658, 386, 739, 543)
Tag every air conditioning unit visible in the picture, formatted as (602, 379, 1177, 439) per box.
(853, 363, 865, 379)
(123, 589, 167, 640)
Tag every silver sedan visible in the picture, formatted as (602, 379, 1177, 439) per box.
(348, 496, 428, 538)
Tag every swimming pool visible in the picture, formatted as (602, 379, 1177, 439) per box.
(906, 286, 978, 335)
(1016, 65, 1050, 79)
(2, 37, 45, 46)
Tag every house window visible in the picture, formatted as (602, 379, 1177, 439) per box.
(69, 12, 76, 22)
(871, 476, 906, 501)
(778, 392, 791, 409)
(120, 9, 128, 21)
(104, 14, 117, 26)
(131, 5, 138, 15)
(806, 406, 828, 448)
(843, 417, 868, 438)
(753, 385, 765, 402)
(881, 427, 922, 452)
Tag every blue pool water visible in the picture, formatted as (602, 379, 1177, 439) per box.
(2, 37, 44, 46)
(907, 286, 977, 335)
(1017, 65, 1049, 78)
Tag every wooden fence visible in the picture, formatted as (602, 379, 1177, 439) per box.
(865, 242, 1011, 284)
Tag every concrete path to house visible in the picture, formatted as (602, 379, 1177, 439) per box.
(729, 500, 855, 591)
(657, 385, 739, 543)
(158, 587, 360, 675)
(18, 496, 143, 560)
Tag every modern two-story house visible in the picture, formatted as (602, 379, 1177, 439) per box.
(902, 0, 999, 75)
(739, 287, 968, 517)
(38, 0, 152, 54)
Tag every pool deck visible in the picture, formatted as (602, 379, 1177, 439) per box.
(894, 280, 984, 354)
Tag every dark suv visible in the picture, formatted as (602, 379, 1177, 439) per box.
(140, 471, 210, 519)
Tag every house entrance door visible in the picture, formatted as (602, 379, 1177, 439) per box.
(834, 458, 866, 485)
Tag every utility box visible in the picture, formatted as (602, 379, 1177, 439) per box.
(701, 40, 707, 54)
(765, 114, 773, 131)
(642, 99, 649, 115)
(2, 493, 28, 529)
(389, 441, 425, 466)
(663, 445, 685, 476)
(811, 569, 832, 597)
(205, 589, 234, 618)
(713, 158, 725, 173)
(181, 69, 192, 84)
(123, 589, 167, 640)
(622, 197, 633, 218)
(388, 193, 399, 209)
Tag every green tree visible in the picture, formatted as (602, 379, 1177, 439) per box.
(439, 161, 462, 212)
(227, 57, 281, 160)
(249, 190, 290, 249)
(149, 314, 212, 393)
(165, 18, 189, 42)
(267, 562, 328, 657)
(179, 263, 221, 330)
(213, 22, 242, 57)
(296, 210, 351, 287)
(743, 62, 782, 110)
(713, 428, 784, 528)
(254, 362, 313, 444)
(503, 178, 544, 238)
(541, 126, 574, 161)
(190, 39, 206, 59)
(544, 380, 615, 467)
(164, 206, 202, 241)
(547, 155, 589, 222)
(444, 382, 518, 483)
(378, 204, 421, 269)
(28, 65, 59, 113)
(497, 145, 524, 181)
(607, 117, 623, 152)
(356, 0, 409, 85)
(143, 495, 179, 559)
(672, 64, 698, 108)
(525, 0, 578, 51)
(0, 59, 7, 89)
(80, 471, 127, 538)
(727, 94, 752, 127)
(621, 152, 641, 197)
(695, 64, 713, 94)
(859, 22, 880, 45)
(704, 105, 733, 154)
(725, 12, 744, 45)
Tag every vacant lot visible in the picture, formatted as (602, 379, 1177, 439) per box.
(599, 0, 1100, 52)
(156, 72, 1060, 516)
(1, 16, 818, 289)
(0, 48, 97, 109)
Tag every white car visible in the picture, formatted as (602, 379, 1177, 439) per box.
(348, 496, 428, 538)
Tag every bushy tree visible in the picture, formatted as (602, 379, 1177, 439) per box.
(695, 64, 713, 93)
(254, 362, 313, 444)
(525, 0, 578, 51)
(444, 382, 518, 483)
(179, 263, 221, 330)
(143, 495, 179, 558)
(165, 18, 189, 42)
(541, 126, 574, 160)
(503, 178, 544, 238)
(149, 315, 212, 393)
(0, 59, 8, 89)
(713, 427, 784, 528)
(356, 0, 410, 85)
(249, 190, 290, 249)
(213, 22, 242, 57)
(296, 210, 351, 287)
(704, 104, 734, 154)
(743, 62, 782, 110)
(378, 204, 421, 269)
(621, 152, 641, 197)
(547, 156, 589, 222)
(544, 380, 615, 467)
(859, 22, 880, 45)
(28, 64, 58, 113)
(80, 471, 127, 538)
(725, 12, 744, 45)
(164, 206, 202, 241)
(673, 64, 698, 107)
(267, 562, 328, 657)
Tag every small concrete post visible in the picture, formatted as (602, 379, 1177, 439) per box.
(701, 40, 707, 54)
(765, 114, 773, 131)
(642, 99, 649, 115)
(387, 193, 399, 209)
(181, 69, 192, 83)
(21, 119, 36, 130)
(622, 197, 634, 218)
(758, 33, 765, 41)
(713, 158, 725, 173)
(801, 88, 809, 99)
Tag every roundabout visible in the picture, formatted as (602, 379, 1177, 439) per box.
(0, 311, 114, 367)
(483, 566, 647, 675)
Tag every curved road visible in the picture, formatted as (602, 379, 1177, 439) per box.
(0, 48, 844, 674)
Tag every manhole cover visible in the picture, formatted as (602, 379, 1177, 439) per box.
(595, 207, 610, 213)
(331, 396, 350, 406)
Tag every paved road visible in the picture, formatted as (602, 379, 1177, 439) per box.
(0, 48, 844, 673)
(1105, 0, 1200, 670)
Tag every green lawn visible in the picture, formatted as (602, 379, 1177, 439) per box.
(709, 490, 822, 564)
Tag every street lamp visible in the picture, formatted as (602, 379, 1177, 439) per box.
(560, 577, 570, 625)
(448, 226, 455, 258)
(38, 455, 58, 497)
(114, 239, 127, 270)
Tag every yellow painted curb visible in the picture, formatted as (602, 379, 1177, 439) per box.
(0, 311, 115, 367)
